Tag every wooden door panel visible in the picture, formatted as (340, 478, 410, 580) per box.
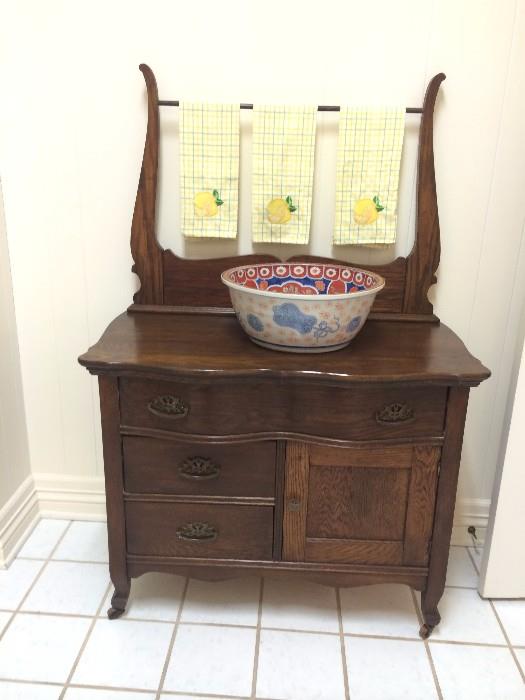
(282, 442, 440, 567)
(306, 444, 412, 543)
(306, 465, 410, 541)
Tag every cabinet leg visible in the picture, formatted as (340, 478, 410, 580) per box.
(419, 589, 441, 639)
(107, 578, 130, 620)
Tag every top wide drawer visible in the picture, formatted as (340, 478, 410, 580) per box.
(119, 378, 447, 440)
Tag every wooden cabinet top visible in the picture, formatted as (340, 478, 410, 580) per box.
(79, 311, 489, 387)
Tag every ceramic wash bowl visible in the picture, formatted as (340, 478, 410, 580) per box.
(221, 262, 385, 353)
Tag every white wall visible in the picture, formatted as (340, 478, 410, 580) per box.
(481, 319, 525, 597)
(1, 0, 524, 532)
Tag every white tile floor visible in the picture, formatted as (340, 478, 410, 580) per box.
(0, 519, 524, 699)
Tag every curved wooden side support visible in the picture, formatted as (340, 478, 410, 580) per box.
(404, 73, 446, 316)
(131, 64, 164, 304)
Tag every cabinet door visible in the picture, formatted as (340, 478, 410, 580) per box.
(282, 443, 440, 566)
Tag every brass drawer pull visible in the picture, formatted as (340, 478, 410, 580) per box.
(176, 522, 218, 542)
(375, 402, 415, 425)
(148, 395, 189, 419)
(179, 457, 221, 481)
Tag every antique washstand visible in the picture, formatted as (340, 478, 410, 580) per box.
(79, 65, 490, 638)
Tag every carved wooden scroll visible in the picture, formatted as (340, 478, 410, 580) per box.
(131, 64, 163, 304)
(404, 73, 446, 315)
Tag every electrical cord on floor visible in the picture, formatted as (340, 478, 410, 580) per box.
(467, 525, 481, 553)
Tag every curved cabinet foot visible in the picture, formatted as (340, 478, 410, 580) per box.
(107, 606, 126, 620)
(419, 623, 435, 639)
(107, 580, 130, 620)
(420, 594, 441, 639)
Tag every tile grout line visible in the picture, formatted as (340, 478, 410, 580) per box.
(0, 679, 274, 700)
(425, 638, 509, 649)
(250, 577, 264, 698)
(488, 599, 525, 685)
(466, 543, 525, 683)
(0, 607, 514, 643)
(161, 690, 252, 698)
(70, 685, 150, 697)
(3, 679, 270, 699)
(58, 579, 114, 700)
(0, 678, 63, 688)
(18, 556, 109, 565)
(0, 520, 74, 645)
(410, 589, 443, 700)
(155, 575, 190, 700)
(336, 587, 350, 700)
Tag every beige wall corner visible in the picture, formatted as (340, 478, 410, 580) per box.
(0, 179, 33, 560)
(0, 475, 38, 568)
(480, 322, 525, 597)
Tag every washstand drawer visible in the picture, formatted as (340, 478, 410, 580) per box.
(122, 437, 276, 498)
(119, 377, 447, 439)
(119, 377, 264, 436)
(125, 501, 273, 560)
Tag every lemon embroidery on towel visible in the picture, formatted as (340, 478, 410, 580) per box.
(353, 196, 384, 226)
(267, 196, 297, 225)
(194, 190, 224, 218)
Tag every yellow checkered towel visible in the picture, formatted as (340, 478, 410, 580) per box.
(333, 108, 405, 246)
(179, 102, 240, 239)
(252, 105, 316, 244)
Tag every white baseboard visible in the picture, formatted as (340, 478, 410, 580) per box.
(34, 473, 107, 521)
(1, 473, 491, 563)
(0, 475, 39, 568)
(451, 498, 491, 546)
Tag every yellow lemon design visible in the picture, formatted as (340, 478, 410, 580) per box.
(353, 196, 384, 226)
(194, 190, 223, 218)
(266, 195, 297, 224)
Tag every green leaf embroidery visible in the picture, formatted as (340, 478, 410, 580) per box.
(373, 195, 385, 212)
(213, 189, 224, 206)
(285, 195, 297, 213)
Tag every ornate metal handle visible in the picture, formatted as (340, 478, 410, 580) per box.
(148, 395, 189, 419)
(178, 457, 221, 481)
(176, 522, 218, 542)
(375, 402, 415, 425)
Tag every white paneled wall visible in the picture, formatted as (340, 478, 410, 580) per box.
(0, 0, 524, 531)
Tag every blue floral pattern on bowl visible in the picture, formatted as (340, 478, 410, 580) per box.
(247, 313, 264, 332)
(346, 316, 362, 332)
(273, 303, 316, 335)
(273, 303, 343, 340)
(314, 318, 341, 339)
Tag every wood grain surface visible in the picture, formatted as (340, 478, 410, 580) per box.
(79, 313, 490, 387)
(123, 436, 276, 497)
